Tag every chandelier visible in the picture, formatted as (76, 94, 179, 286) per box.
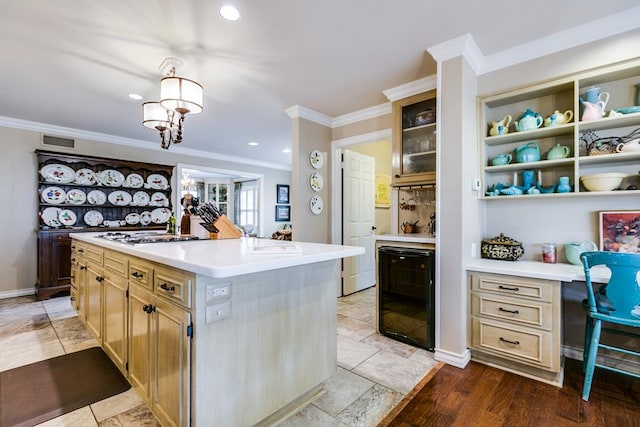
(181, 170, 193, 191)
(142, 58, 203, 149)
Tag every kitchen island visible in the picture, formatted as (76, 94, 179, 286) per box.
(69, 233, 363, 427)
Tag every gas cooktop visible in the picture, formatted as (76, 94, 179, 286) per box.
(95, 232, 200, 244)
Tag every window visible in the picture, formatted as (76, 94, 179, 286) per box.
(235, 180, 258, 229)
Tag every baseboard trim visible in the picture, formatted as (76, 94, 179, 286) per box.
(564, 344, 640, 376)
(434, 347, 471, 368)
(0, 288, 36, 299)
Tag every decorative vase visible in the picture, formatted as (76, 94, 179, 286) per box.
(557, 176, 572, 193)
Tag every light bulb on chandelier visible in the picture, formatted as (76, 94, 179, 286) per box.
(142, 57, 203, 149)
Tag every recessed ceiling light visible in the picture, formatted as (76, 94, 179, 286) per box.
(282, 148, 292, 153)
(248, 141, 259, 146)
(128, 93, 143, 100)
(219, 5, 240, 21)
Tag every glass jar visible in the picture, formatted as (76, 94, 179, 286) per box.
(542, 243, 557, 264)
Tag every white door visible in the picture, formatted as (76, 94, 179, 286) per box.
(342, 149, 376, 295)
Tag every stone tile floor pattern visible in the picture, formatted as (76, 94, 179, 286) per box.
(1, 287, 437, 426)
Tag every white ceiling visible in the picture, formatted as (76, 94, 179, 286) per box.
(2, 1, 640, 169)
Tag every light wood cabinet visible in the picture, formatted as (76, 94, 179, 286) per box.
(468, 271, 562, 386)
(85, 259, 104, 341)
(479, 58, 640, 199)
(72, 239, 191, 427)
(392, 90, 437, 185)
(128, 268, 191, 427)
(102, 250, 129, 374)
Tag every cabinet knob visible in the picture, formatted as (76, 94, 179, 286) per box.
(70, 296, 76, 301)
(96, 276, 104, 282)
(142, 304, 156, 314)
(80, 266, 86, 271)
(78, 249, 84, 253)
(395, 174, 400, 178)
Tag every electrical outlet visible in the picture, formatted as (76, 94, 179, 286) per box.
(472, 178, 481, 191)
(206, 283, 231, 303)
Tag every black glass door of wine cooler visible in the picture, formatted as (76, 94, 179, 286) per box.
(378, 246, 435, 350)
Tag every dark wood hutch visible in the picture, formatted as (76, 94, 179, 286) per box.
(36, 150, 174, 300)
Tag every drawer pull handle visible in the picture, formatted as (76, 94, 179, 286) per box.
(78, 249, 84, 253)
(96, 276, 104, 282)
(498, 307, 519, 315)
(160, 283, 176, 292)
(80, 266, 86, 271)
(131, 271, 143, 279)
(499, 337, 520, 346)
(498, 285, 520, 292)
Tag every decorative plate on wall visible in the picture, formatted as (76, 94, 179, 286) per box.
(309, 172, 323, 192)
(309, 150, 324, 169)
(309, 195, 323, 215)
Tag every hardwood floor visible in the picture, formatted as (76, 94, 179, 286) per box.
(381, 358, 640, 426)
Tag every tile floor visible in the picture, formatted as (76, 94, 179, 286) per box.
(0, 286, 437, 426)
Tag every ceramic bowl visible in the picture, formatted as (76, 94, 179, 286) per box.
(580, 173, 626, 192)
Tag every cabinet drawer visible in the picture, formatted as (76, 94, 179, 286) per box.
(71, 242, 85, 257)
(104, 250, 129, 277)
(471, 292, 552, 330)
(471, 273, 555, 302)
(471, 317, 556, 371)
(84, 244, 104, 264)
(154, 267, 193, 309)
(129, 259, 155, 291)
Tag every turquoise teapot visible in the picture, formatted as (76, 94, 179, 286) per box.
(514, 142, 541, 163)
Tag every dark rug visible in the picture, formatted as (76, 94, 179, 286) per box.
(0, 347, 131, 427)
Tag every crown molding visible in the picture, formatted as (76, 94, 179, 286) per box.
(480, 6, 640, 74)
(0, 116, 292, 171)
(285, 105, 333, 127)
(382, 75, 438, 102)
(427, 33, 483, 75)
(332, 103, 391, 128)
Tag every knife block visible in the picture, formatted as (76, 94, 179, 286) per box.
(202, 215, 243, 239)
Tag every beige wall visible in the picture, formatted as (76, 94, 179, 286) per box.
(291, 118, 332, 243)
(347, 140, 393, 235)
(1, 127, 291, 296)
(331, 114, 392, 141)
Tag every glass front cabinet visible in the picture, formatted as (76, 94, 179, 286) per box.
(392, 89, 437, 185)
(205, 181, 231, 216)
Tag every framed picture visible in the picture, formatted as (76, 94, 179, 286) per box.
(275, 205, 291, 222)
(375, 174, 391, 208)
(599, 210, 640, 252)
(277, 184, 289, 204)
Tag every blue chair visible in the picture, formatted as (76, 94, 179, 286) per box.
(580, 251, 640, 401)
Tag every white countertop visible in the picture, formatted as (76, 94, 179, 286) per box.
(374, 233, 436, 244)
(466, 258, 611, 283)
(70, 233, 364, 279)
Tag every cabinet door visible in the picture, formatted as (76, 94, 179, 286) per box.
(103, 271, 128, 373)
(154, 298, 191, 427)
(128, 285, 154, 404)
(392, 90, 437, 185)
(85, 261, 103, 341)
(77, 259, 87, 321)
(37, 231, 72, 299)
